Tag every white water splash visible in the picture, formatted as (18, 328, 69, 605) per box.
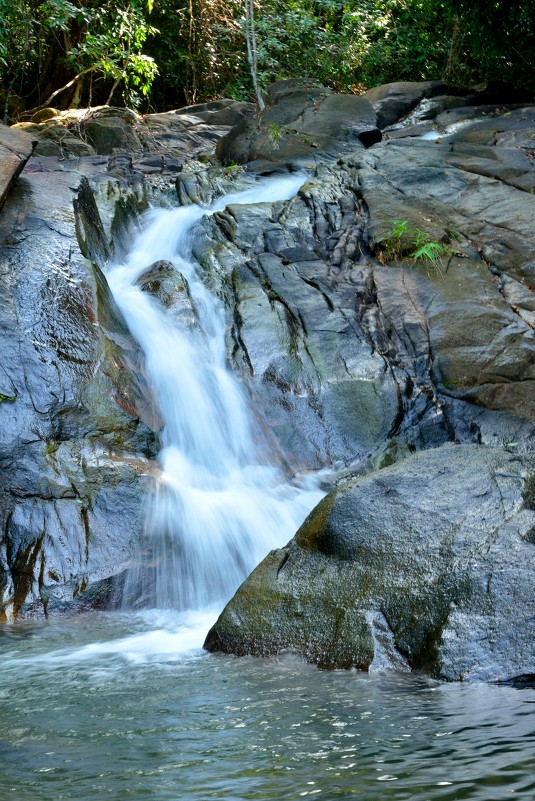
(107, 174, 325, 611)
(366, 610, 411, 673)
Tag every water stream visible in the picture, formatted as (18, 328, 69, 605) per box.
(106, 174, 324, 611)
(2, 175, 535, 800)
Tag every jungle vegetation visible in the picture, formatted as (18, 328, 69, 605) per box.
(0, 0, 533, 121)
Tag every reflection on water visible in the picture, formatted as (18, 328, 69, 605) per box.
(1, 614, 535, 801)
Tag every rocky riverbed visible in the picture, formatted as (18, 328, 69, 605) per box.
(1, 79, 534, 681)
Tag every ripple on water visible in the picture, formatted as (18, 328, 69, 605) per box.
(1, 616, 535, 800)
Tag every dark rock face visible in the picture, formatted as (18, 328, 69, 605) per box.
(205, 444, 535, 683)
(0, 124, 36, 208)
(0, 155, 156, 620)
(362, 107, 535, 435)
(191, 169, 403, 468)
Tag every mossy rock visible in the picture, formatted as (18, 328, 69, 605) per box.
(206, 444, 535, 683)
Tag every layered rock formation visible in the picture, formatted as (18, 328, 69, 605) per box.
(202, 81, 535, 681)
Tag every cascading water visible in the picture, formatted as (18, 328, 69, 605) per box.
(107, 174, 325, 613)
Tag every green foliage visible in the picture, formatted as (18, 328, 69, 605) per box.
(380, 219, 450, 270)
(1, 0, 533, 117)
(267, 122, 282, 146)
(0, 0, 158, 115)
(144, 0, 245, 107)
(67, 1, 159, 106)
(442, 0, 535, 86)
(412, 240, 447, 265)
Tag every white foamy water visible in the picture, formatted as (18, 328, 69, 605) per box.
(107, 174, 325, 613)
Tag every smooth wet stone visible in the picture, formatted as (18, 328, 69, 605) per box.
(137, 260, 199, 329)
(216, 81, 380, 165)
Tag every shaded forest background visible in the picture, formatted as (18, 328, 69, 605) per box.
(0, 0, 533, 122)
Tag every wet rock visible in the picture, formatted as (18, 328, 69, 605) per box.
(176, 162, 251, 206)
(12, 121, 95, 157)
(355, 107, 535, 434)
(0, 154, 157, 620)
(362, 80, 464, 129)
(3, 442, 149, 618)
(362, 80, 528, 131)
(191, 169, 402, 469)
(205, 444, 535, 683)
(137, 260, 199, 329)
(73, 177, 161, 431)
(79, 116, 143, 156)
(175, 98, 254, 126)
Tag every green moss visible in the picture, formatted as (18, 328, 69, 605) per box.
(295, 493, 336, 553)
(44, 440, 60, 457)
(374, 439, 416, 470)
(522, 473, 535, 510)
(0, 392, 16, 403)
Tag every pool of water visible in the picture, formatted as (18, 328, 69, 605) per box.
(1, 612, 534, 800)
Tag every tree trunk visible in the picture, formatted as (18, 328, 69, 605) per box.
(245, 0, 265, 111)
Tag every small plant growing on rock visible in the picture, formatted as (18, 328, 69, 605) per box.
(267, 123, 282, 147)
(379, 219, 450, 273)
(412, 239, 446, 266)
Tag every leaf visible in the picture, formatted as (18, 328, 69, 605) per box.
(412, 241, 444, 263)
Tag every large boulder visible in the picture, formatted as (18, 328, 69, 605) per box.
(11, 120, 95, 157)
(173, 98, 254, 126)
(79, 115, 142, 155)
(361, 80, 463, 129)
(361, 79, 529, 131)
(217, 81, 380, 165)
(205, 444, 535, 683)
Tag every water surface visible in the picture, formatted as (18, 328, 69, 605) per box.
(1, 613, 534, 801)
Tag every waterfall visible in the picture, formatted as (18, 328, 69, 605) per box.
(107, 174, 325, 611)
